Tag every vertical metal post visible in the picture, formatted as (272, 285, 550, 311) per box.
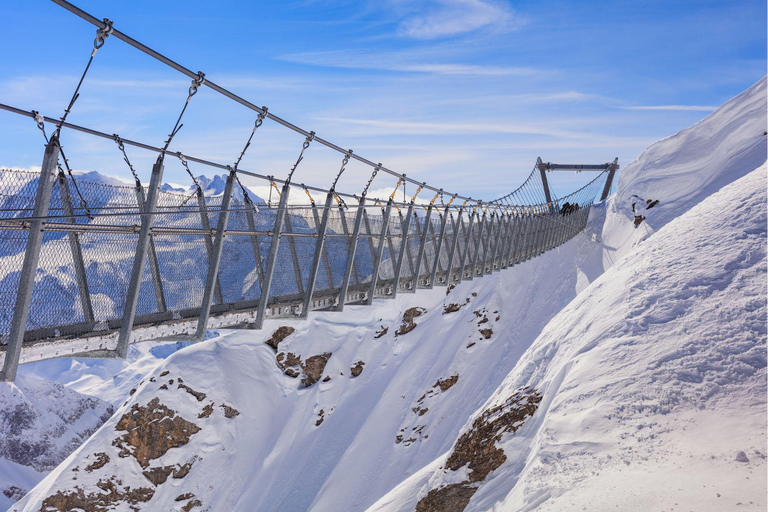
(429, 206, 449, 287)
(403, 211, 417, 286)
(302, 192, 334, 318)
(490, 213, 507, 273)
(244, 198, 266, 286)
(1, 137, 59, 382)
(335, 197, 365, 312)
(391, 203, 414, 298)
(135, 184, 167, 312)
(283, 213, 305, 296)
(58, 172, 94, 323)
(117, 155, 165, 359)
(196, 190, 224, 306)
(600, 159, 619, 201)
(195, 170, 236, 339)
(367, 200, 393, 304)
(338, 204, 360, 285)
(362, 208, 377, 267)
(255, 185, 291, 329)
(469, 212, 486, 280)
(501, 214, 516, 268)
(483, 213, 496, 275)
(513, 215, 529, 264)
(536, 157, 553, 207)
(412, 205, 432, 289)
(445, 209, 463, 283)
(384, 213, 399, 290)
(458, 210, 475, 282)
(310, 203, 334, 291)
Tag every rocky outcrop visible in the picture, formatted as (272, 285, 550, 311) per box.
(113, 398, 201, 469)
(396, 307, 426, 336)
(415, 388, 542, 512)
(350, 361, 365, 378)
(266, 326, 295, 351)
(277, 352, 332, 387)
(40, 478, 154, 512)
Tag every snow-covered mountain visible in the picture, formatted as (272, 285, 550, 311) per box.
(6, 77, 767, 512)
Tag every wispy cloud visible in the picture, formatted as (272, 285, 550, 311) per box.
(391, 0, 517, 39)
(279, 49, 537, 76)
(314, 116, 590, 138)
(619, 105, 717, 111)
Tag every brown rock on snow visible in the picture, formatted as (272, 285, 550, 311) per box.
(396, 307, 426, 336)
(40, 478, 154, 512)
(374, 326, 389, 339)
(266, 326, 296, 351)
(302, 353, 332, 387)
(415, 483, 477, 512)
(350, 361, 366, 378)
(415, 388, 542, 512)
(112, 398, 201, 469)
(435, 375, 459, 392)
(84, 453, 109, 473)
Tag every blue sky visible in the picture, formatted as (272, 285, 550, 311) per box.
(0, 0, 765, 202)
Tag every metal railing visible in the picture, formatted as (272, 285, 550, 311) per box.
(0, 0, 615, 380)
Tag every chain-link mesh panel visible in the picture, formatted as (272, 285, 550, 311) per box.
(318, 207, 353, 293)
(154, 234, 208, 311)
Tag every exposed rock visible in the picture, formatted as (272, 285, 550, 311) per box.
(415, 483, 477, 512)
(316, 410, 325, 427)
(129, 388, 136, 396)
(173, 459, 195, 479)
(285, 368, 300, 378)
(446, 388, 542, 482)
(735, 451, 750, 463)
(40, 478, 154, 512)
(322, 376, 331, 382)
(350, 361, 366, 378)
(443, 303, 462, 314)
(2, 485, 26, 501)
(266, 326, 295, 351)
(160, 371, 170, 377)
(198, 403, 214, 419)
(177, 383, 206, 402)
(176, 493, 195, 501)
(302, 353, 332, 387)
(220, 404, 240, 418)
(85, 452, 109, 473)
(183, 499, 203, 511)
(446, 284, 456, 295)
(396, 307, 426, 336)
(374, 326, 389, 339)
(435, 375, 459, 392)
(142, 465, 173, 486)
(415, 388, 542, 512)
(113, 397, 201, 469)
(479, 329, 493, 339)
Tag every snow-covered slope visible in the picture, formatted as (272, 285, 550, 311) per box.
(0, 377, 114, 511)
(370, 164, 766, 512)
(7, 77, 767, 511)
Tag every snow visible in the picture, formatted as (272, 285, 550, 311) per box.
(5, 77, 767, 511)
(369, 164, 766, 511)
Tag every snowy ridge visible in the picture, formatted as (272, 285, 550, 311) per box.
(370, 164, 766, 512)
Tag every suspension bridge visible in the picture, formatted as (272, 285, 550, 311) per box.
(0, 0, 618, 382)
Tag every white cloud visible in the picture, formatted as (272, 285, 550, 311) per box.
(619, 105, 717, 111)
(279, 49, 537, 77)
(392, 0, 516, 39)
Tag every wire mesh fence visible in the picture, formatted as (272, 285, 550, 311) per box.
(0, 165, 605, 355)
